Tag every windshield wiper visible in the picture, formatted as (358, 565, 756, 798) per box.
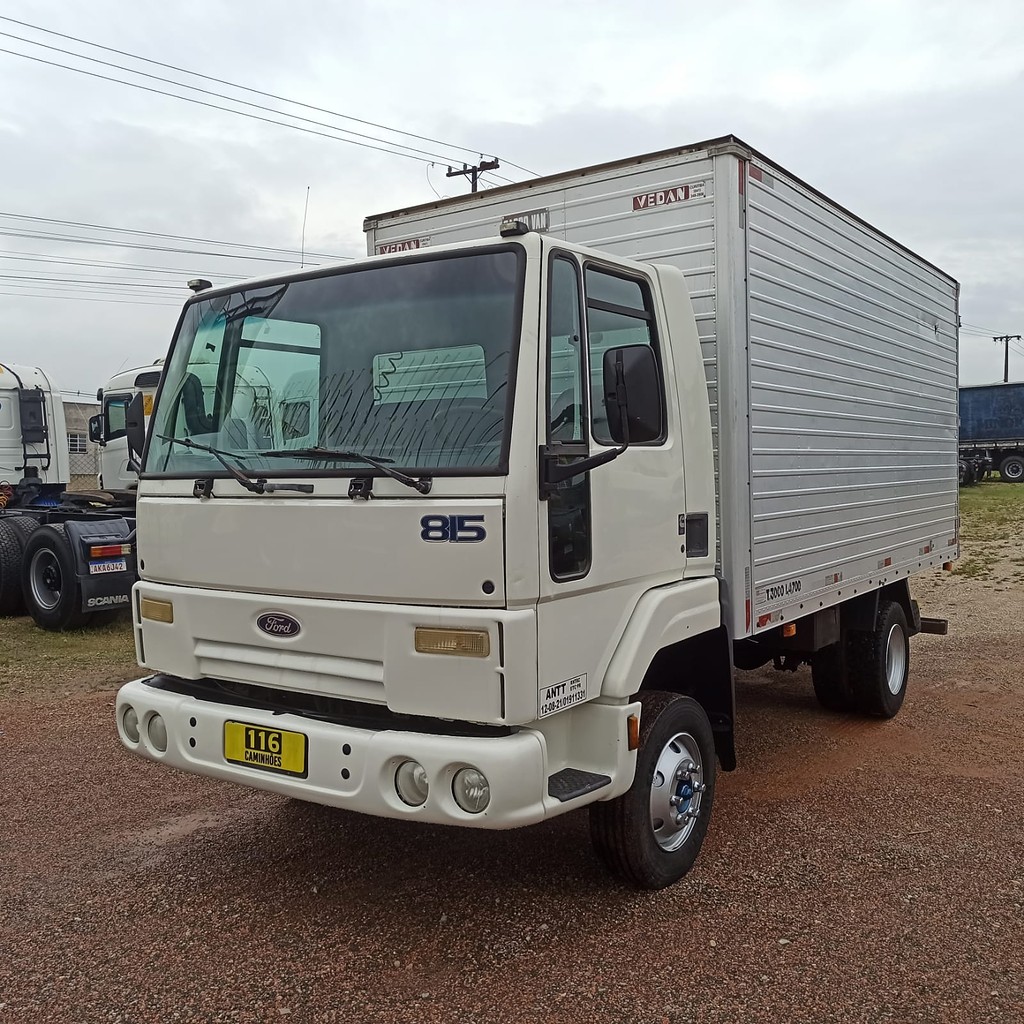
(261, 447, 432, 495)
(158, 435, 315, 496)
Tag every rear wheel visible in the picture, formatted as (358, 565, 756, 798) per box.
(0, 516, 42, 615)
(21, 524, 92, 630)
(590, 692, 716, 889)
(848, 600, 909, 718)
(999, 454, 1024, 483)
(811, 641, 854, 712)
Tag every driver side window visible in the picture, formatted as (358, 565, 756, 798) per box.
(546, 255, 591, 581)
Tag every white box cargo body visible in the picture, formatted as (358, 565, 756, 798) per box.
(365, 136, 960, 640)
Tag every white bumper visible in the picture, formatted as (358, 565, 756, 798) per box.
(117, 677, 559, 828)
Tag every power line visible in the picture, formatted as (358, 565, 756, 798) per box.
(0, 250, 241, 278)
(0, 210, 346, 260)
(0, 272, 188, 290)
(0, 280, 184, 299)
(0, 42, 518, 185)
(962, 321, 1012, 336)
(0, 226, 335, 264)
(0, 289, 180, 307)
(0, 28, 494, 173)
(0, 14, 538, 178)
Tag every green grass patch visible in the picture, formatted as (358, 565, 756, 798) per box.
(0, 614, 138, 695)
(954, 481, 1024, 579)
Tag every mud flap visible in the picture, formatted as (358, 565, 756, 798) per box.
(63, 517, 137, 614)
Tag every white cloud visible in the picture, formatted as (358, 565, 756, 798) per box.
(0, 0, 1022, 389)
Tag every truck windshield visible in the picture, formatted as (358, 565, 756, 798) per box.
(145, 247, 524, 477)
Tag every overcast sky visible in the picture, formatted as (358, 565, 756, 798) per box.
(1, 0, 1022, 395)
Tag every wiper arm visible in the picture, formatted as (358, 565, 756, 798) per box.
(158, 435, 314, 495)
(261, 447, 431, 495)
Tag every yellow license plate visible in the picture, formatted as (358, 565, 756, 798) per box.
(223, 721, 307, 778)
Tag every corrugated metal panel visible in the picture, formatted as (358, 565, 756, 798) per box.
(744, 160, 959, 623)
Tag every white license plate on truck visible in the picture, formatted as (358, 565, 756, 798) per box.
(89, 558, 127, 574)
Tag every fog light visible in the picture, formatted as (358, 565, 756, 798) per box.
(122, 706, 140, 743)
(452, 767, 490, 813)
(148, 713, 167, 752)
(395, 760, 429, 806)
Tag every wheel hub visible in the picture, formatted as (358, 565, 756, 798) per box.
(885, 623, 907, 695)
(650, 732, 705, 851)
(29, 549, 62, 611)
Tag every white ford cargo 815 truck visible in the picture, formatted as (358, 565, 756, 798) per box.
(116, 136, 958, 888)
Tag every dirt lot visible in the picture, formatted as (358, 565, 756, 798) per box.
(2, 483, 1023, 1024)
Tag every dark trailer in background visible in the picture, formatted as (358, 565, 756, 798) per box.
(959, 382, 1024, 483)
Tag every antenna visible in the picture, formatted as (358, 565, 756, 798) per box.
(300, 185, 311, 268)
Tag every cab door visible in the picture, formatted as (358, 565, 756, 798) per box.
(536, 250, 687, 716)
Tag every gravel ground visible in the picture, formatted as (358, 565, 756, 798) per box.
(2, 493, 1023, 1023)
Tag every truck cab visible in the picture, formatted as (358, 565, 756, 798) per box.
(91, 365, 163, 491)
(117, 231, 730, 886)
(0, 360, 70, 506)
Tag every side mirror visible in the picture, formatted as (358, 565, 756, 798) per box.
(88, 414, 103, 445)
(602, 345, 663, 445)
(125, 391, 147, 465)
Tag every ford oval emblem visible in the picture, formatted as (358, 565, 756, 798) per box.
(256, 612, 301, 638)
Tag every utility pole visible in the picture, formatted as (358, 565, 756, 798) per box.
(446, 158, 500, 193)
(994, 335, 1022, 383)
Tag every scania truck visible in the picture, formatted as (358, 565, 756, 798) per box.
(0, 359, 137, 627)
(116, 136, 958, 888)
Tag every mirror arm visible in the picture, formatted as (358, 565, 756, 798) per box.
(540, 443, 626, 499)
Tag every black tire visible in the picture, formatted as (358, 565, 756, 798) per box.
(811, 641, 855, 712)
(0, 521, 26, 615)
(999, 454, 1024, 483)
(21, 523, 93, 630)
(848, 600, 909, 718)
(0, 516, 42, 615)
(589, 692, 716, 890)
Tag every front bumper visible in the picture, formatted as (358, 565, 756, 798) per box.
(116, 676, 553, 828)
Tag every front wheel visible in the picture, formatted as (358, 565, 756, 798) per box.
(590, 692, 716, 889)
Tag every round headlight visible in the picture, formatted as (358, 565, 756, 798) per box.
(395, 760, 429, 807)
(122, 706, 140, 744)
(148, 713, 168, 752)
(452, 767, 490, 813)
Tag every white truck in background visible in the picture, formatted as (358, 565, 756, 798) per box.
(91, 364, 163, 491)
(0, 359, 138, 627)
(0, 360, 70, 508)
(116, 136, 957, 888)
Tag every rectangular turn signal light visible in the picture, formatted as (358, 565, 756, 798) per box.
(140, 597, 174, 623)
(414, 627, 490, 658)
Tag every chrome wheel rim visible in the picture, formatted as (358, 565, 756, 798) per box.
(885, 624, 907, 695)
(649, 731, 705, 851)
(29, 548, 62, 611)
(1006, 461, 1024, 481)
